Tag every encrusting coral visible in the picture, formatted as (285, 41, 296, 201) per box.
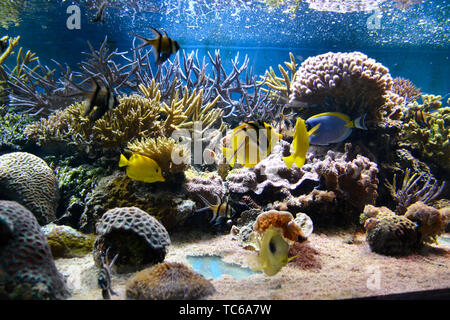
(93, 207, 171, 274)
(0, 152, 59, 225)
(361, 204, 420, 256)
(289, 51, 393, 123)
(125, 262, 215, 300)
(0, 200, 69, 300)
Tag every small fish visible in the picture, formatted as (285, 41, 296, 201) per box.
(249, 227, 296, 276)
(98, 248, 119, 300)
(222, 121, 283, 168)
(119, 153, 165, 183)
(282, 117, 320, 169)
(132, 27, 180, 65)
(194, 193, 235, 225)
(305, 112, 367, 146)
(92, 1, 108, 24)
(413, 109, 434, 127)
(83, 78, 119, 122)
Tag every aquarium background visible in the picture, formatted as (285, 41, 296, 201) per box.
(2, 0, 449, 96)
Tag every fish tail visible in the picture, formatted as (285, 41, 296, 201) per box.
(353, 113, 368, 130)
(118, 154, 128, 167)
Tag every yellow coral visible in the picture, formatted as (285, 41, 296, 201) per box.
(259, 52, 298, 103)
(0, 35, 20, 65)
(126, 136, 190, 174)
(399, 95, 450, 173)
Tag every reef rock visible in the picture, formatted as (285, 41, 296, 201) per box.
(93, 207, 171, 274)
(362, 204, 420, 256)
(254, 210, 307, 242)
(42, 223, 96, 259)
(125, 262, 215, 300)
(226, 140, 320, 198)
(184, 170, 226, 206)
(404, 201, 450, 243)
(0, 152, 59, 225)
(0, 201, 69, 299)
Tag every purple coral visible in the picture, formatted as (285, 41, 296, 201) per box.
(183, 173, 226, 206)
(0, 200, 69, 299)
(289, 51, 393, 121)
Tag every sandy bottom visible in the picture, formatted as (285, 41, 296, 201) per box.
(55, 230, 450, 300)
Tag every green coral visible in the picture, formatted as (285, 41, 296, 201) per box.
(0, 105, 35, 151)
(398, 94, 450, 173)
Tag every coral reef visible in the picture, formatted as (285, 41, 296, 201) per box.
(93, 207, 171, 273)
(404, 201, 450, 244)
(0, 152, 59, 225)
(79, 172, 195, 232)
(391, 77, 421, 104)
(384, 168, 445, 215)
(125, 262, 215, 300)
(289, 51, 393, 123)
(362, 205, 420, 256)
(0, 105, 35, 152)
(254, 210, 306, 242)
(398, 95, 450, 173)
(183, 170, 226, 206)
(126, 136, 190, 175)
(0, 201, 69, 299)
(42, 223, 96, 259)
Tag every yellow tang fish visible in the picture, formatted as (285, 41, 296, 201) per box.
(282, 117, 320, 169)
(119, 153, 165, 183)
(222, 121, 283, 168)
(250, 227, 296, 276)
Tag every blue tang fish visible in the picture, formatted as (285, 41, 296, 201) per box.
(305, 112, 367, 145)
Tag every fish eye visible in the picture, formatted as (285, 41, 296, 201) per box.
(269, 240, 276, 254)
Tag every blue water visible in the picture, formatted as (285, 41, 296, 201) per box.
(186, 255, 259, 279)
(2, 0, 449, 96)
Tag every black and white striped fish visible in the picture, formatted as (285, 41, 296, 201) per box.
(98, 248, 119, 300)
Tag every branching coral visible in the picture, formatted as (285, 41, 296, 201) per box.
(398, 95, 450, 173)
(289, 51, 393, 122)
(0, 35, 20, 65)
(126, 136, 190, 174)
(384, 168, 445, 215)
(391, 77, 421, 104)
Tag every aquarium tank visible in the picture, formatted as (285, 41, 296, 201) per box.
(0, 0, 449, 302)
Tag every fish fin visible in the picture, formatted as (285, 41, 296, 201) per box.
(156, 52, 171, 65)
(308, 123, 321, 136)
(222, 147, 237, 167)
(282, 154, 295, 169)
(287, 255, 298, 262)
(118, 154, 128, 167)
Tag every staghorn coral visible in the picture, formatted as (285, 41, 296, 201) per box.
(404, 201, 450, 244)
(384, 168, 445, 215)
(0, 35, 20, 65)
(0, 201, 69, 300)
(361, 204, 420, 256)
(126, 136, 190, 174)
(289, 51, 393, 122)
(125, 262, 215, 300)
(398, 95, 450, 173)
(391, 77, 421, 104)
(253, 210, 307, 242)
(93, 206, 171, 274)
(0, 152, 59, 225)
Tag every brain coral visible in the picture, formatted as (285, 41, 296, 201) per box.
(0, 152, 59, 225)
(289, 51, 393, 121)
(0, 200, 69, 299)
(93, 207, 171, 273)
(125, 262, 215, 300)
